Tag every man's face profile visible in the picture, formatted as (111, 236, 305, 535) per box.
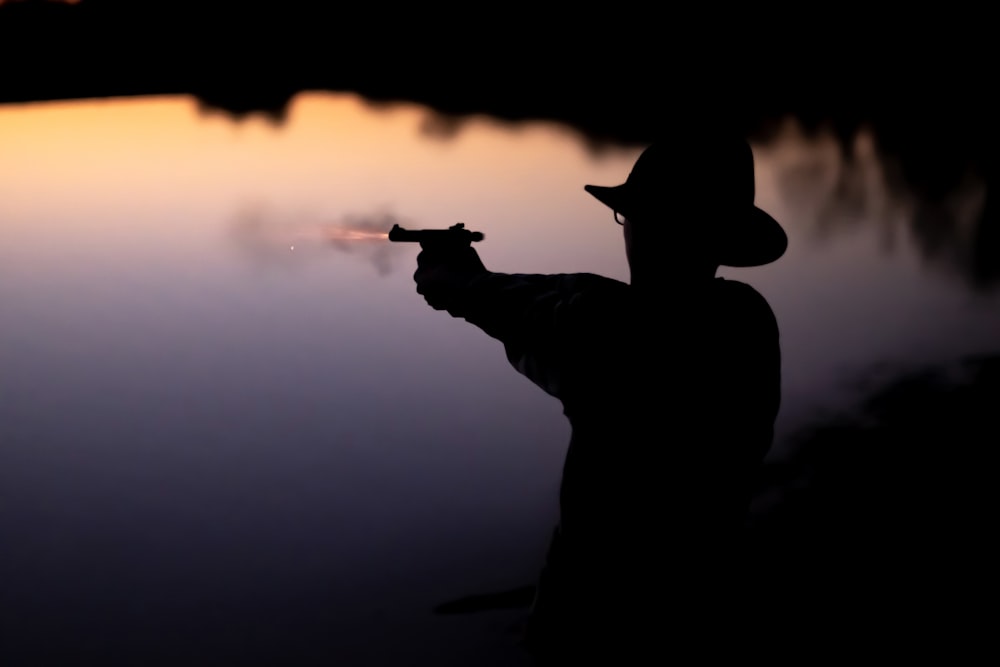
(620, 210, 663, 272)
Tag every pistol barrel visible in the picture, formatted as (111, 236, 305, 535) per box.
(388, 223, 484, 243)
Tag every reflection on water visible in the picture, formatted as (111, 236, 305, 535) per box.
(756, 118, 997, 293)
(1, 92, 998, 665)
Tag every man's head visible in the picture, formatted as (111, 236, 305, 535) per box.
(584, 135, 787, 275)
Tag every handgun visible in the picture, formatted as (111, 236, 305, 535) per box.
(388, 223, 484, 247)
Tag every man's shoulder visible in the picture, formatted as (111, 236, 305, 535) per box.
(715, 277, 773, 306)
(713, 278, 779, 329)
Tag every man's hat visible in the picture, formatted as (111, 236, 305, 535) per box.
(584, 135, 787, 267)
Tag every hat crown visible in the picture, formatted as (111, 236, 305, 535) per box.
(622, 137, 756, 214)
(582, 134, 787, 267)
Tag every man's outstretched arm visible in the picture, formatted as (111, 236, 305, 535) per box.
(414, 246, 602, 341)
(412, 246, 620, 396)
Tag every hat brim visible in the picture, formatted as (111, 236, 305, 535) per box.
(584, 183, 629, 214)
(715, 207, 788, 267)
(584, 184, 787, 267)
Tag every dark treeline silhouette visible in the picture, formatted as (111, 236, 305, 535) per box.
(876, 125, 1000, 291)
(5, 1, 999, 291)
(4, 1, 998, 142)
(795, 121, 1000, 293)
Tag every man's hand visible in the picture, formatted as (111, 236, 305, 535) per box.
(413, 244, 488, 312)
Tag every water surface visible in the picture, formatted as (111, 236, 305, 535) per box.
(2, 93, 997, 665)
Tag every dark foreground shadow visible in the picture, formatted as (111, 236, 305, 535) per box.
(743, 353, 998, 659)
(431, 354, 999, 662)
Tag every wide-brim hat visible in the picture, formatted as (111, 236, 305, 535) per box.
(584, 135, 787, 267)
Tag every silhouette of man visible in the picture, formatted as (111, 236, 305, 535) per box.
(412, 134, 786, 663)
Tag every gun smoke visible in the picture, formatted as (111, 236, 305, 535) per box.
(229, 204, 411, 275)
